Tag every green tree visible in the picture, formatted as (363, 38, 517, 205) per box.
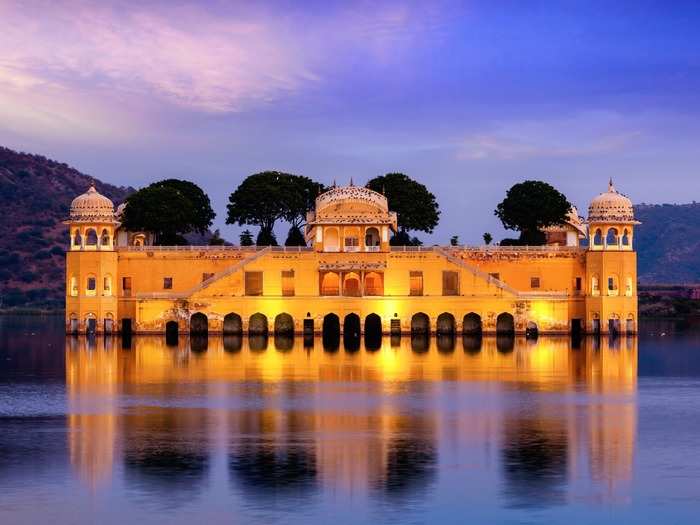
(366, 173, 440, 245)
(256, 228, 278, 246)
(282, 175, 325, 229)
(151, 179, 215, 234)
(121, 185, 198, 245)
(239, 229, 254, 246)
(208, 229, 226, 245)
(483, 232, 493, 245)
(495, 180, 571, 245)
(450, 235, 459, 246)
(285, 225, 306, 246)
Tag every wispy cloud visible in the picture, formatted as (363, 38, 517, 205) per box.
(456, 113, 644, 160)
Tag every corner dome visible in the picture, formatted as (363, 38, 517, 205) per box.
(69, 184, 116, 222)
(588, 180, 636, 223)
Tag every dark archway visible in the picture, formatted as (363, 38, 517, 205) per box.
(496, 313, 515, 335)
(274, 334, 294, 352)
(364, 313, 382, 351)
(496, 334, 515, 353)
(223, 334, 242, 353)
(462, 334, 482, 353)
(249, 313, 268, 336)
(411, 334, 430, 353)
(249, 335, 268, 352)
(223, 313, 242, 335)
(343, 313, 361, 352)
(165, 321, 179, 346)
(274, 313, 294, 335)
(190, 335, 208, 352)
(436, 313, 456, 335)
(322, 313, 340, 351)
(411, 313, 430, 335)
(437, 334, 455, 353)
(462, 313, 482, 335)
(190, 312, 208, 335)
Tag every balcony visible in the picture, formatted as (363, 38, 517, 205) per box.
(365, 245, 380, 252)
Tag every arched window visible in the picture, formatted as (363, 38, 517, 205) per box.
(100, 229, 110, 247)
(85, 229, 98, 247)
(69, 276, 78, 297)
(74, 230, 82, 248)
(320, 272, 340, 295)
(365, 227, 380, 250)
(608, 274, 619, 296)
(343, 272, 361, 296)
(625, 276, 633, 296)
(592, 275, 600, 296)
(103, 274, 112, 296)
(593, 229, 603, 247)
(86, 274, 97, 296)
(364, 272, 383, 296)
(324, 228, 339, 252)
(606, 228, 619, 248)
(621, 229, 630, 247)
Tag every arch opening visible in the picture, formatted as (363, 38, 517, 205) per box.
(190, 313, 208, 335)
(364, 313, 382, 350)
(496, 313, 515, 335)
(462, 313, 482, 335)
(606, 227, 619, 248)
(274, 313, 294, 335)
(343, 313, 361, 351)
(324, 227, 339, 252)
(411, 313, 430, 335)
(223, 313, 243, 335)
(85, 228, 98, 246)
(165, 321, 179, 346)
(436, 312, 456, 335)
(365, 227, 380, 249)
(343, 272, 361, 297)
(249, 313, 268, 336)
(322, 313, 340, 351)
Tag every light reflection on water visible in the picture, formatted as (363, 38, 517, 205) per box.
(3, 316, 700, 523)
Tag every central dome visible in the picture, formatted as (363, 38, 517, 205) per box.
(588, 180, 636, 223)
(315, 184, 389, 213)
(69, 184, 116, 222)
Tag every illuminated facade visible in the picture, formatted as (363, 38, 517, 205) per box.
(64, 181, 638, 335)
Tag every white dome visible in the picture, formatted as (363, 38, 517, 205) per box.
(69, 184, 115, 222)
(588, 180, 636, 223)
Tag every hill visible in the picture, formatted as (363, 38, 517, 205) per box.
(0, 147, 133, 310)
(635, 203, 700, 284)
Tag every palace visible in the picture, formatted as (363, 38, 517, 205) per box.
(64, 181, 639, 336)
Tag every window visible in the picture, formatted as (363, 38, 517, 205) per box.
(410, 271, 423, 296)
(625, 276, 633, 296)
(608, 275, 619, 296)
(530, 277, 540, 289)
(163, 277, 173, 290)
(86, 276, 97, 296)
(592, 275, 600, 296)
(202, 272, 214, 282)
(85, 229, 98, 246)
(103, 275, 112, 296)
(320, 272, 340, 296)
(245, 271, 263, 296)
(489, 272, 500, 281)
(122, 277, 132, 297)
(575, 277, 582, 291)
(593, 229, 603, 246)
(364, 272, 383, 296)
(442, 271, 459, 296)
(282, 270, 295, 297)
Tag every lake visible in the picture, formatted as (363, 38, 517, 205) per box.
(1, 315, 699, 524)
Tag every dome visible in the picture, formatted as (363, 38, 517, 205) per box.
(587, 180, 636, 223)
(315, 183, 389, 214)
(69, 184, 116, 222)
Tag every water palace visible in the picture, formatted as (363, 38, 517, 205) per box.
(64, 181, 639, 337)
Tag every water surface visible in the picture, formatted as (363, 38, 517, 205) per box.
(1, 315, 699, 524)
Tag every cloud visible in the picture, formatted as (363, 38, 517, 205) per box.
(456, 113, 643, 160)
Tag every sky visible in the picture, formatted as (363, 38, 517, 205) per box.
(1, 0, 700, 243)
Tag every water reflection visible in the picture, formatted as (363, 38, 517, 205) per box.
(63, 334, 637, 508)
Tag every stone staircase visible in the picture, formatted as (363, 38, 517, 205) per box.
(434, 246, 520, 296)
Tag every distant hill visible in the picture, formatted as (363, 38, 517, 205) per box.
(635, 203, 700, 284)
(0, 146, 133, 310)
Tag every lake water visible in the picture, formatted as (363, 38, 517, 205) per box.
(1, 315, 700, 524)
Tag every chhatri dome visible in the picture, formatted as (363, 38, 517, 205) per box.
(587, 179, 637, 223)
(309, 180, 397, 227)
(69, 183, 116, 222)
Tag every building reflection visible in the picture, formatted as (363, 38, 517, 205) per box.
(65, 334, 637, 504)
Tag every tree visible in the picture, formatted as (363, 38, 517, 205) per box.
(239, 229, 254, 246)
(285, 225, 306, 246)
(121, 179, 216, 245)
(121, 185, 196, 245)
(256, 228, 278, 246)
(366, 173, 440, 245)
(151, 179, 215, 234)
(483, 232, 493, 245)
(450, 235, 459, 246)
(226, 171, 323, 245)
(494, 180, 571, 245)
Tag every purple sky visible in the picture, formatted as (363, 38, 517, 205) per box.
(1, 0, 699, 243)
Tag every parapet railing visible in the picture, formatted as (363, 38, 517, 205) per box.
(390, 245, 584, 253)
(119, 245, 313, 253)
